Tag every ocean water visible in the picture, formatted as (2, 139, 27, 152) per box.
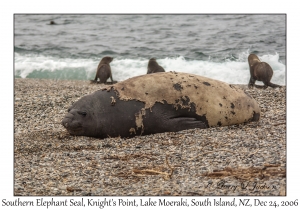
(14, 14, 286, 85)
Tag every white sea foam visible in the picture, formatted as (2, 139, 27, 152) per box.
(15, 52, 286, 85)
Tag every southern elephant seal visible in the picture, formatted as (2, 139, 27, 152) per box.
(147, 58, 165, 74)
(93, 56, 114, 83)
(62, 72, 260, 138)
(248, 54, 281, 88)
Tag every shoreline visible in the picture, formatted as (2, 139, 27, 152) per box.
(14, 78, 286, 196)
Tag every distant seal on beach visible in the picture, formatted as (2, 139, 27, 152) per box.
(93, 56, 113, 83)
(147, 58, 165, 74)
(62, 72, 260, 138)
(248, 54, 281, 88)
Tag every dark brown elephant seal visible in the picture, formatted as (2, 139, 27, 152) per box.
(62, 72, 260, 138)
(248, 54, 281, 89)
(94, 56, 113, 83)
(147, 58, 165, 74)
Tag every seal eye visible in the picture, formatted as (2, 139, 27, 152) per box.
(78, 111, 87, 116)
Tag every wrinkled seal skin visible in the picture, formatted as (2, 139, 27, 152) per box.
(62, 72, 260, 138)
(248, 54, 281, 89)
(94, 56, 114, 83)
(147, 58, 165, 74)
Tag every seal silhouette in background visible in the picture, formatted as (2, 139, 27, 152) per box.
(93, 56, 114, 83)
(147, 58, 165, 74)
(62, 72, 260, 138)
(248, 54, 281, 89)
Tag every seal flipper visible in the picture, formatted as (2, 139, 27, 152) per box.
(169, 117, 207, 131)
(264, 81, 281, 88)
(254, 84, 267, 89)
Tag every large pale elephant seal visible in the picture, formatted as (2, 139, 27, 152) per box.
(93, 56, 114, 83)
(248, 54, 281, 88)
(62, 72, 260, 138)
(147, 58, 165, 74)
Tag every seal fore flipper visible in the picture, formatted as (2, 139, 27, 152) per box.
(169, 117, 207, 131)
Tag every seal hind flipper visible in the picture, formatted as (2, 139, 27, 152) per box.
(254, 84, 268, 89)
(263, 81, 281, 88)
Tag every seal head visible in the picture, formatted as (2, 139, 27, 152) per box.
(62, 95, 99, 136)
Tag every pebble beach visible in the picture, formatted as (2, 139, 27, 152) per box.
(14, 78, 286, 196)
